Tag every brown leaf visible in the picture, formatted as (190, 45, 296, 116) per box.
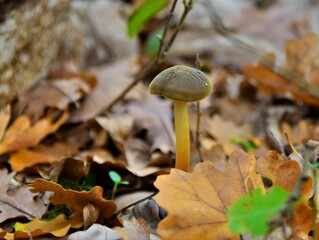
(256, 150, 287, 182)
(69, 59, 141, 122)
(205, 115, 254, 155)
(274, 160, 313, 199)
(29, 179, 117, 227)
(115, 218, 151, 240)
(154, 150, 263, 240)
(293, 203, 313, 240)
(8, 142, 79, 171)
(6, 214, 83, 239)
(0, 105, 11, 141)
(285, 33, 319, 87)
(0, 111, 68, 154)
(0, 169, 47, 224)
(243, 33, 319, 107)
(15, 65, 97, 122)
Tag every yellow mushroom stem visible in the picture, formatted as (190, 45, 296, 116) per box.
(173, 100, 190, 172)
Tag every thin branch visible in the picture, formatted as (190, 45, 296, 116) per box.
(104, 0, 194, 112)
(114, 191, 158, 217)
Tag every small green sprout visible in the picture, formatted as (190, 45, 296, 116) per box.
(109, 171, 129, 200)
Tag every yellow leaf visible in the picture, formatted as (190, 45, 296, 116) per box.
(154, 150, 263, 240)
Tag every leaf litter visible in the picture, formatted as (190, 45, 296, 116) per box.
(1, 0, 319, 239)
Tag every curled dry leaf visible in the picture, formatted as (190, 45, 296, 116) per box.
(0, 169, 47, 224)
(15, 65, 97, 122)
(29, 179, 118, 228)
(243, 33, 319, 106)
(5, 214, 83, 240)
(0, 111, 68, 154)
(257, 150, 313, 199)
(154, 150, 263, 240)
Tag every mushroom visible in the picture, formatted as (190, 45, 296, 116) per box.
(149, 65, 212, 172)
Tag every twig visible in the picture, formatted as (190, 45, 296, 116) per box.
(104, 0, 194, 112)
(114, 191, 158, 217)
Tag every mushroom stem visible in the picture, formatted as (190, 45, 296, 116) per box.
(173, 100, 190, 172)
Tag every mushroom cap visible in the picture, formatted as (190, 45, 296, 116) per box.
(149, 65, 212, 102)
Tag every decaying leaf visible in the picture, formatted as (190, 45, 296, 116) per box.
(8, 142, 79, 171)
(293, 203, 313, 240)
(0, 105, 11, 142)
(243, 33, 319, 106)
(29, 179, 118, 228)
(115, 218, 151, 240)
(0, 169, 47, 224)
(0, 111, 68, 154)
(257, 150, 313, 199)
(274, 160, 313, 199)
(154, 150, 264, 239)
(15, 63, 97, 122)
(205, 115, 255, 155)
(5, 214, 83, 240)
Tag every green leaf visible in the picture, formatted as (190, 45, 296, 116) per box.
(120, 180, 129, 185)
(231, 137, 257, 152)
(109, 171, 122, 183)
(127, 0, 170, 38)
(144, 28, 164, 56)
(227, 187, 289, 237)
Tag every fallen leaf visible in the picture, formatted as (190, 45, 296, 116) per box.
(274, 160, 313, 199)
(0, 169, 47, 224)
(154, 150, 264, 239)
(6, 214, 83, 239)
(256, 150, 287, 181)
(29, 178, 118, 227)
(8, 142, 79, 171)
(115, 218, 151, 240)
(293, 203, 313, 240)
(69, 59, 142, 123)
(15, 65, 97, 122)
(285, 32, 319, 87)
(243, 33, 319, 106)
(0, 111, 68, 154)
(205, 115, 254, 155)
(0, 105, 11, 141)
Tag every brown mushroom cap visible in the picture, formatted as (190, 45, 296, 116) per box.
(149, 65, 212, 102)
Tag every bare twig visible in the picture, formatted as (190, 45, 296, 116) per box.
(114, 191, 158, 217)
(104, 0, 194, 112)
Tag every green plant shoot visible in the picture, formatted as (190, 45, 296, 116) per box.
(227, 187, 290, 237)
(127, 0, 170, 38)
(109, 170, 129, 200)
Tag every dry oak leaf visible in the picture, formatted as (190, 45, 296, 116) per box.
(0, 169, 47, 224)
(274, 160, 313, 199)
(8, 142, 79, 171)
(243, 33, 319, 107)
(154, 150, 264, 240)
(4, 214, 83, 240)
(29, 179, 117, 227)
(15, 65, 97, 122)
(205, 115, 254, 155)
(257, 151, 313, 199)
(0, 111, 68, 154)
